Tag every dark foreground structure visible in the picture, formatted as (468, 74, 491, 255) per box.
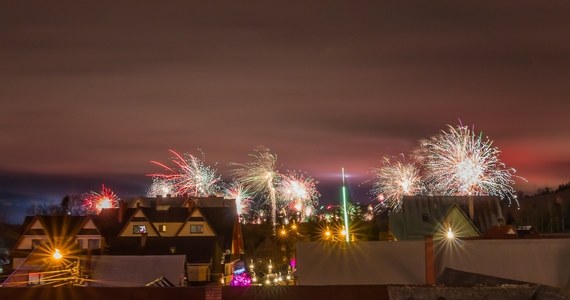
(0, 285, 568, 300)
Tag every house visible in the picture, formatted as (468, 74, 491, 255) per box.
(389, 196, 504, 240)
(4, 215, 104, 287)
(5, 196, 243, 287)
(91, 196, 243, 285)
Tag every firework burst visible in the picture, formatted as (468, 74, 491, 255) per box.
(417, 124, 521, 202)
(225, 183, 253, 220)
(82, 184, 119, 214)
(371, 155, 423, 211)
(147, 177, 175, 197)
(277, 171, 320, 221)
(230, 148, 279, 226)
(149, 150, 222, 197)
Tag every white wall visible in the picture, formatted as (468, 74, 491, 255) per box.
(296, 239, 570, 289)
(296, 241, 425, 285)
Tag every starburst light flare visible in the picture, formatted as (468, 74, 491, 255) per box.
(417, 124, 521, 203)
(149, 150, 222, 197)
(371, 155, 422, 211)
(230, 148, 279, 226)
(82, 184, 119, 214)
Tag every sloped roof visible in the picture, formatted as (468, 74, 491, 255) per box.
(106, 237, 217, 263)
(437, 267, 531, 286)
(199, 207, 237, 250)
(88, 255, 186, 287)
(92, 207, 137, 240)
(36, 215, 87, 238)
(126, 196, 236, 209)
(142, 207, 189, 223)
(390, 196, 503, 240)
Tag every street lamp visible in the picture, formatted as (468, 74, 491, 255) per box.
(51, 249, 83, 286)
(52, 249, 63, 260)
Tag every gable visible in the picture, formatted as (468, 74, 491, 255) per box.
(76, 218, 102, 236)
(117, 208, 159, 237)
(177, 208, 215, 237)
(435, 205, 481, 239)
(29, 219, 43, 230)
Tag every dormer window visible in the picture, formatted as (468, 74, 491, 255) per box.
(190, 225, 204, 233)
(158, 224, 167, 233)
(133, 225, 147, 234)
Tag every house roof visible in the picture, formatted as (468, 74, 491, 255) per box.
(92, 207, 137, 240)
(390, 196, 503, 240)
(126, 196, 236, 209)
(106, 237, 217, 263)
(436, 267, 532, 286)
(88, 255, 186, 287)
(199, 207, 237, 250)
(35, 215, 87, 238)
(142, 207, 190, 223)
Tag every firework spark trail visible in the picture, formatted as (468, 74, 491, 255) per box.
(230, 148, 279, 226)
(147, 177, 174, 197)
(225, 183, 253, 219)
(82, 184, 119, 214)
(277, 171, 320, 221)
(371, 156, 422, 211)
(149, 150, 222, 197)
(417, 124, 522, 204)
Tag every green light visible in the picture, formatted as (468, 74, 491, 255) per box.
(341, 168, 350, 243)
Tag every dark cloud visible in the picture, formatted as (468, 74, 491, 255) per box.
(0, 0, 569, 223)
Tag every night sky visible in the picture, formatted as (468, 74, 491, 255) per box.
(1, 1, 569, 224)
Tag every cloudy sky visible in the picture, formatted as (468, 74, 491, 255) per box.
(1, 0, 569, 223)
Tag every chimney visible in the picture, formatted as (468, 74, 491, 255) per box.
(118, 200, 126, 224)
(425, 235, 435, 285)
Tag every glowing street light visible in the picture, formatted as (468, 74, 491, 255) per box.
(52, 249, 63, 260)
(446, 228, 455, 240)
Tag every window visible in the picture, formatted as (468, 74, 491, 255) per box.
(190, 225, 204, 233)
(158, 224, 167, 233)
(31, 239, 42, 249)
(76, 239, 84, 249)
(87, 239, 100, 249)
(133, 225, 147, 234)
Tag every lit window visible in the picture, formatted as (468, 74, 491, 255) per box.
(190, 225, 204, 233)
(158, 224, 167, 232)
(88, 239, 100, 249)
(133, 225, 147, 234)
